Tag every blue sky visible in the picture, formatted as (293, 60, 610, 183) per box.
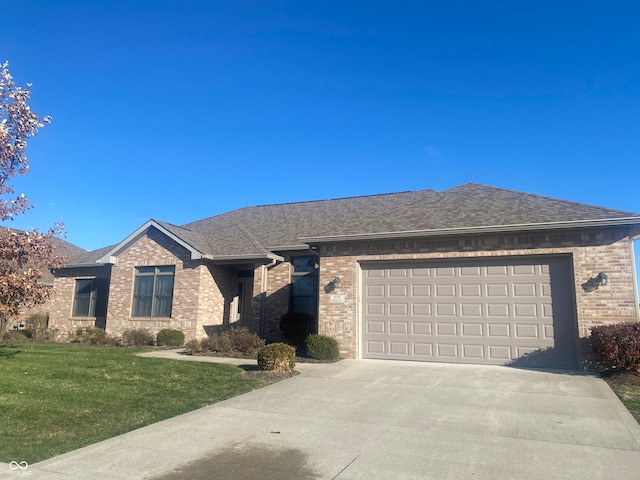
(1, 1, 639, 283)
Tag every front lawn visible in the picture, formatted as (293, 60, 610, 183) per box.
(0, 343, 265, 463)
(603, 370, 640, 423)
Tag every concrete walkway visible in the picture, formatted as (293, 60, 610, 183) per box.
(3, 356, 640, 479)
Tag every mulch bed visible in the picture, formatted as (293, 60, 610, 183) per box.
(601, 369, 640, 388)
(185, 351, 340, 383)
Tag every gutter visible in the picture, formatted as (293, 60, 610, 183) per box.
(201, 252, 284, 263)
(300, 217, 640, 243)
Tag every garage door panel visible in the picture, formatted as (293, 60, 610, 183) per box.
(463, 345, 484, 359)
(488, 324, 510, 337)
(413, 322, 432, 335)
(389, 303, 408, 315)
(461, 303, 482, 316)
(436, 323, 457, 335)
(367, 303, 385, 315)
(435, 304, 456, 316)
(362, 257, 577, 368)
(412, 285, 431, 297)
(413, 343, 434, 356)
(366, 321, 385, 333)
(412, 303, 432, 316)
(487, 284, 509, 297)
(367, 285, 385, 296)
(461, 323, 483, 336)
(389, 321, 408, 334)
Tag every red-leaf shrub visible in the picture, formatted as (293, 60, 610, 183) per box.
(590, 323, 640, 371)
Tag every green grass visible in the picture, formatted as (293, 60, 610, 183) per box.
(612, 387, 640, 423)
(602, 370, 640, 424)
(0, 343, 265, 463)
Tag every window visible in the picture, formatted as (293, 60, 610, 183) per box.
(290, 256, 318, 317)
(72, 278, 108, 317)
(132, 266, 175, 317)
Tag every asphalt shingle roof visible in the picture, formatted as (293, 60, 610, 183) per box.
(178, 183, 639, 256)
(67, 183, 640, 263)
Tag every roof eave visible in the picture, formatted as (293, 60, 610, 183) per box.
(300, 217, 640, 244)
(202, 252, 285, 263)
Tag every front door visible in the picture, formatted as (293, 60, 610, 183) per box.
(235, 277, 254, 329)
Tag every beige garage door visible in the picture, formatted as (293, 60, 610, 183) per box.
(361, 256, 577, 368)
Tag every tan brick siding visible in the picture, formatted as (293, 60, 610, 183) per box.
(317, 229, 639, 360)
(48, 266, 112, 338)
(252, 259, 293, 342)
(49, 228, 234, 342)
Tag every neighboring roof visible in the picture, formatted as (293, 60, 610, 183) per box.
(0, 228, 91, 284)
(67, 183, 640, 265)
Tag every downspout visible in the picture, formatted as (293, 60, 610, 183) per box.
(259, 258, 277, 338)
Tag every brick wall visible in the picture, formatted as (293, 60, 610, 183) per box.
(48, 265, 112, 338)
(317, 228, 639, 359)
(105, 227, 214, 340)
(252, 259, 292, 342)
(199, 264, 235, 339)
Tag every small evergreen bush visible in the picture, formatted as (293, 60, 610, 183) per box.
(305, 334, 340, 361)
(279, 311, 315, 348)
(122, 328, 155, 347)
(156, 329, 185, 347)
(257, 343, 296, 372)
(590, 323, 640, 371)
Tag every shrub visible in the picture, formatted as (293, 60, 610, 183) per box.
(74, 327, 108, 345)
(305, 334, 340, 361)
(590, 323, 640, 371)
(24, 313, 48, 339)
(122, 328, 155, 347)
(183, 339, 202, 355)
(279, 312, 315, 348)
(156, 329, 185, 347)
(2, 330, 31, 342)
(225, 327, 264, 356)
(257, 343, 296, 372)
(185, 328, 264, 357)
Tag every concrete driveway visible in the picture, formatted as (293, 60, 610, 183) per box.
(4, 359, 640, 479)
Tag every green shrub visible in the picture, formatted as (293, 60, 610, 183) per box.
(591, 323, 640, 371)
(122, 328, 155, 347)
(156, 329, 185, 347)
(305, 334, 340, 361)
(257, 343, 296, 372)
(279, 311, 315, 348)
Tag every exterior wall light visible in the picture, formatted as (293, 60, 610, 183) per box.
(597, 272, 609, 286)
(331, 277, 341, 288)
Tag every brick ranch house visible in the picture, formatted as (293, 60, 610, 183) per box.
(47, 183, 640, 369)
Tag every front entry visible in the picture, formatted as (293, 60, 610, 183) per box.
(235, 276, 254, 329)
